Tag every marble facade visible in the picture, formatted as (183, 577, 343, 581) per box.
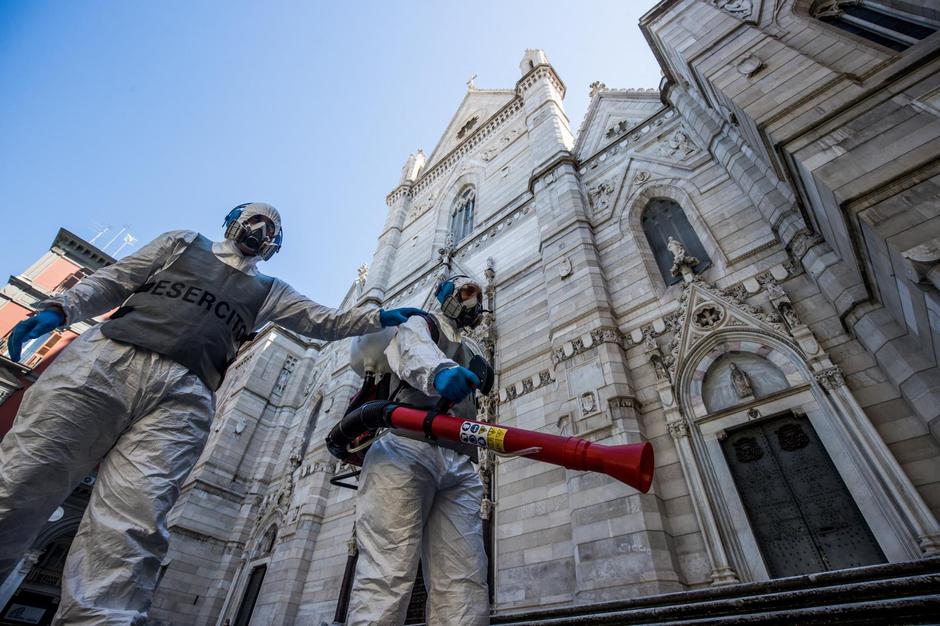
(151, 4, 940, 623)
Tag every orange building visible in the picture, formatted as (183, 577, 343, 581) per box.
(0, 228, 114, 436)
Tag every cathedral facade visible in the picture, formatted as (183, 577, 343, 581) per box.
(150, 1, 940, 624)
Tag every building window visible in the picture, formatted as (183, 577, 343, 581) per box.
(812, 1, 938, 51)
(641, 198, 712, 286)
(22, 332, 62, 369)
(450, 188, 475, 243)
(53, 268, 90, 294)
(272, 355, 298, 397)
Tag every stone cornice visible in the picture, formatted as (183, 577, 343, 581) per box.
(499, 368, 555, 403)
(167, 524, 240, 547)
(385, 182, 413, 206)
(551, 326, 626, 366)
(54, 227, 116, 268)
(5, 275, 51, 304)
(528, 150, 578, 193)
(516, 63, 566, 99)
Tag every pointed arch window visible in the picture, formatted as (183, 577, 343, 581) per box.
(812, 1, 938, 51)
(450, 188, 475, 243)
(641, 198, 711, 286)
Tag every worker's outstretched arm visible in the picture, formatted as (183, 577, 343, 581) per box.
(40, 230, 196, 324)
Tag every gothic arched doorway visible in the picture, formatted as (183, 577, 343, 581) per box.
(0, 523, 77, 626)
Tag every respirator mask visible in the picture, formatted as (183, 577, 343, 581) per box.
(436, 276, 485, 328)
(223, 203, 283, 261)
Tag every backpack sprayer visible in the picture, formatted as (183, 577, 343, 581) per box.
(326, 326, 654, 493)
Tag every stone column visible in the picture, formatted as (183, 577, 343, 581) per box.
(815, 367, 940, 556)
(252, 461, 333, 624)
(358, 152, 422, 307)
(518, 50, 680, 599)
(646, 339, 739, 585)
(215, 555, 249, 626)
(0, 550, 41, 611)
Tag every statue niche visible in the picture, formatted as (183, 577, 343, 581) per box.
(640, 198, 711, 286)
(702, 351, 789, 413)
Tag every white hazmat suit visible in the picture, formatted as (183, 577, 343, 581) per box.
(0, 218, 382, 625)
(346, 312, 489, 626)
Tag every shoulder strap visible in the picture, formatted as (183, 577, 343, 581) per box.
(386, 313, 441, 402)
(415, 312, 441, 344)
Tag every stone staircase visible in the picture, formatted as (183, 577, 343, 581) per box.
(485, 558, 940, 625)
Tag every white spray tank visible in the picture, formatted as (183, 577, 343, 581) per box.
(349, 326, 397, 377)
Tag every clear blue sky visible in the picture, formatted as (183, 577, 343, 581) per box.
(0, 1, 661, 306)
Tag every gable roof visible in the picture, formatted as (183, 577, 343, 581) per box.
(425, 89, 516, 170)
(574, 88, 664, 160)
(666, 279, 792, 384)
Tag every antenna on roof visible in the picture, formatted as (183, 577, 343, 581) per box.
(113, 232, 138, 256)
(102, 225, 130, 251)
(89, 225, 111, 244)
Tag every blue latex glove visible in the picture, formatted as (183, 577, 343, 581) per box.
(436, 281, 455, 306)
(7, 308, 65, 362)
(379, 307, 426, 327)
(433, 366, 480, 403)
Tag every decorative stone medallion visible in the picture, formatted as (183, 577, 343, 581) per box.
(692, 304, 725, 331)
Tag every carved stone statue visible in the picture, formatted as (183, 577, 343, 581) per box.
(399, 149, 426, 184)
(357, 264, 369, 286)
(288, 443, 304, 468)
(273, 367, 291, 395)
(667, 236, 687, 262)
(764, 280, 786, 300)
(660, 131, 696, 160)
(668, 236, 700, 281)
(778, 302, 801, 329)
(729, 362, 753, 398)
(580, 391, 597, 414)
(711, 0, 753, 19)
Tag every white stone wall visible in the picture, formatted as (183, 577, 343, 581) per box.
(152, 11, 940, 620)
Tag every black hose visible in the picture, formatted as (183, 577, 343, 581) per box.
(326, 400, 398, 461)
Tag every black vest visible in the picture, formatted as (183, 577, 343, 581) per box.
(101, 235, 274, 390)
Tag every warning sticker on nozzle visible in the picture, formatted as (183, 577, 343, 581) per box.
(459, 421, 507, 452)
(486, 426, 507, 452)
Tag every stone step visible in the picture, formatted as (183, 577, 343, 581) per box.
(493, 583, 939, 625)
(484, 558, 940, 626)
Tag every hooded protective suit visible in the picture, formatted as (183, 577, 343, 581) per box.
(0, 205, 386, 625)
(345, 308, 490, 626)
